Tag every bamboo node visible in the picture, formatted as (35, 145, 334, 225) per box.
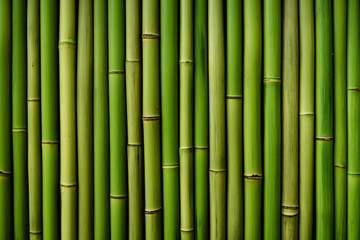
(125, 59, 141, 63)
(194, 146, 208, 149)
(143, 115, 160, 121)
(347, 172, 360, 176)
(110, 194, 128, 199)
(315, 136, 333, 141)
(29, 231, 42, 235)
(347, 87, 360, 91)
(244, 174, 263, 180)
(27, 98, 40, 102)
(281, 205, 299, 216)
(12, 128, 27, 132)
(42, 141, 59, 144)
(109, 70, 125, 75)
(163, 164, 179, 169)
(299, 112, 314, 116)
(179, 60, 194, 65)
(0, 171, 12, 176)
(142, 33, 159, 39)
(179, 146, 193, 151)
(334, 164, 346, 169)
(60, 183, 77, 188)
(209, 168, 226, 173)
(128, 143, 142, 147)
(145, 208, 162, 215)
(226, 95, 243, 99)
(263, 77, 281, 83)
(58, 40, 76, 46)
(180, 228, 194, 232)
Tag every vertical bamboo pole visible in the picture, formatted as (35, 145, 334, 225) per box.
(77, 0, 93, 238)
(59, 0, 77, 238)
(126, 0, 144, 238)
(334, 0, 347, 239)
(27, 0, 43, 238)
(40, 0, 60, 238)
(208, 0, 226, 239)
(13, 0, 29, 238)
(143, 0, 162, 238)
(299, 0, 315, 239)
(94, 0, 110, 238)
(315, 0, 334, 238)
(108, 0, 127, 238)
(161, 0, 180, 238)
(226, 0, 243, 239)
(243, 0, 262, 238)
(0, 0, 13, 239)
(180, 0, 194, 239)
(263, 0, 281, 239)
(194, 0, 209, 238)
(347, 0, 360, 239)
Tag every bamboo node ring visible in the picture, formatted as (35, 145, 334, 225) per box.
(145, 208, 162, 215)
(142, 33, 159, 39)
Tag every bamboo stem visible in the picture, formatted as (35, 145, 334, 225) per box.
(109, 0, 128, 238)
(243, 0, 262, 238)
(299, 0, 315, 239)
(59, 0, 77, 238)
(161, 0, 180, 238)
(126, 0, 144, 238)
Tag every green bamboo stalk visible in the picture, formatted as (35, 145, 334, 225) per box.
(13, 0, 29, 238)
(299, 0, 315, 239)
(226, 0, 243, 239)
(194, 0, 209, 238)
(28, 0, 43, 238)
(160, 0, 180, 238)
(263, 0, 281, 239)
(143, 0, 162, 238)
(0, 0, 13, 239)
(77, 0, 93, 238)
(40, 0, 60, 238)
(347, 0, 360, 239)
(315, 0, 334, 238)
(126, 0, 144, 239)
(243, 0, 262, 239)
(59, 0, 77, 238)
(180, 0, 194, 239)
(108, 0, 127, 238)
(94, 0, 110, 238)
(334, 0, 347, 239)
(281, 0, 299, 239)
(209, 0, 226, 239)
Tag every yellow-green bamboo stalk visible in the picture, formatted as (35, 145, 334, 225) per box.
(0, 0, 13, 238)
(28, 0, 43, 238)
(299, 0, 315, 239)
(59, 0, 77, 238)
(126, 0, 144, 238)
(209, 0, 226, 239)
(77, 0, 93, 238)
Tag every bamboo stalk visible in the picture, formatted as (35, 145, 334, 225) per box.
(27, 0, 43, 238)
(94, 0, 110, 238)
(333, 0, 347, 239)
(142, 0, 162, 238)
(263, 0, 281, 239)
(226, 0, 244, 239)
(59, 0, 77, 238)
(243, 0, 262, 238)
(0, 0, 13, 238)
(194, 0, 209, 238)
(299, 0, 315, 239)
(160, 0, 180, 238)
(126, 0, 144, 238)
(77, 0, 93, 238)
(108, 0, 128, 238)
(13, 0, 29, 238)
(208, 0, 226, 239)
(180, 0, 194, 239)
(315, 0, 334, 238)
(347, 0, 360, 239)
(40, 0, 60, 238)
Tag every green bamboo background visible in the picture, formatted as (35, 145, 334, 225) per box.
(1, 1, 359, 239)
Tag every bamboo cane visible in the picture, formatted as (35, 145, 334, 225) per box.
(40, 0, 60, 238)
(333, 0, 347, 239)
(27, 0, 43, 238)
(347, 0, 360, 239)
(263, 0, 281, 239)
(209, 0, 226, 239)
(180, 0, 194, 239)
(243, 0, 262, 238)
(226, 0, 244, 239)
(194, 0, 209, 238)
(299, 0, 315, 239)
(161, 0, 180, 238)
(59, 0, 77, 238)
(13, 0, 29, 238)
(108, 0, 128, 238)
(0, 0, 13, 239)
(143, 0, 162, 238)
(126, 0, 144, 238)
(77, 0, 94, 238)
(315, 0, 334, 238)
(94, 0, 110, 238)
